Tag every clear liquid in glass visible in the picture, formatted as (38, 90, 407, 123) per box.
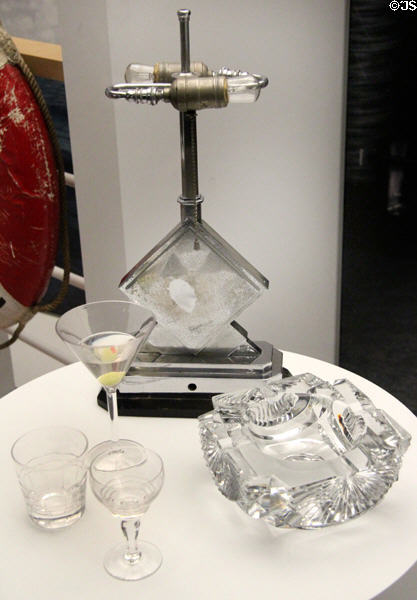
(100, 477, 156, 518)
(79, 331, 139, 387)
(20, 454, 87, 529)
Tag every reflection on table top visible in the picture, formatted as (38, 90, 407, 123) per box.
(1, 351, 417, 600)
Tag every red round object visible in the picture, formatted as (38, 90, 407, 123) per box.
(0, 57, 60, 328)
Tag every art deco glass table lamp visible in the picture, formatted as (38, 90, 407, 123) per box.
(105, 10, 283, 405)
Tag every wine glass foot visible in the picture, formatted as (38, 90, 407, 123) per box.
(103, 541, 162, 581)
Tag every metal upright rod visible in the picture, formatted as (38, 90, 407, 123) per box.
(180, 111, 199, 200)
(177, 9, 201, 221)
(178, 9, 191, 73)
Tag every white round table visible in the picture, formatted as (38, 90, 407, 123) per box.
(2, 352, 416, 600)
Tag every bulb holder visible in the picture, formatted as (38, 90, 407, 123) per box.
(170, 75, 228, 111)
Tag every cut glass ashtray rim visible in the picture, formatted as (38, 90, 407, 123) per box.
(199, 373, 411, 529)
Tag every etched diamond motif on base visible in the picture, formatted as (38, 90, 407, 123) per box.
(120, 220, 268, 354)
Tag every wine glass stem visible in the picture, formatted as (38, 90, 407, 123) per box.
(106, 387, 119, 441)
(121, 518, 141, 563)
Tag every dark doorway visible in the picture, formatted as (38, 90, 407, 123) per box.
(339, 1, 417, 415)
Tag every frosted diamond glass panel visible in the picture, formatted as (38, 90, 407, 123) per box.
(199, 374, 411, 529)
(140, 320, 259, 357)
(120, 220, 268, 353)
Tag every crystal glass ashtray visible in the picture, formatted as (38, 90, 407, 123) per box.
(199, 373, 411, 529)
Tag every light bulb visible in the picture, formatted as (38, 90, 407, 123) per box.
(226, 75, 263, 104)
(125, 63, 154, 83)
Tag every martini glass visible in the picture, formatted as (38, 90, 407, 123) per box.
(89, 439, 164, 580)
(56, 300, 156, 441)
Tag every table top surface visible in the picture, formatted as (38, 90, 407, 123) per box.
(2, 351, 417, 600)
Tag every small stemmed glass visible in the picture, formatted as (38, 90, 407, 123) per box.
(56, 300, 156, 441)
(89, 440, 164, 580)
